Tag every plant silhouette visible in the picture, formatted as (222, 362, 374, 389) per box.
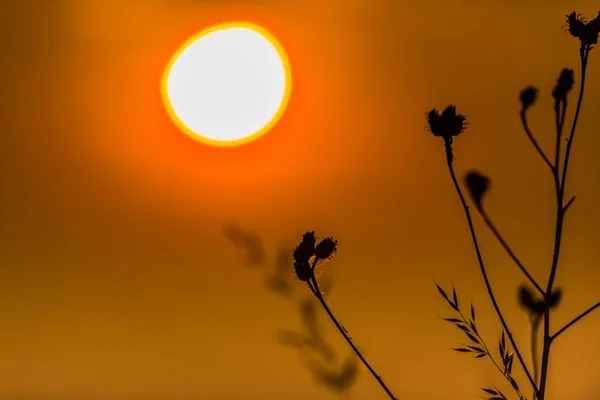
(428, 11, 600, 400)
(224, 10, 599, 400)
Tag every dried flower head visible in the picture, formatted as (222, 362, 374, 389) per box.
(552, 68, 575, 102)
(565, 11, 600, 46)
(519, 86, 538, 108)
(426, 105, 467, 143)
(293, 231, 316, 265)
(315, 237, 338, 260)
(464, 171, 490, 209)
(294, 260, 312, 282)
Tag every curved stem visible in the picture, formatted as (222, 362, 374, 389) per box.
(520, 109, 554, 172)
(308, 262, 399, 400)
(478, 208, 545, 296)
(443, 142, 538, 395)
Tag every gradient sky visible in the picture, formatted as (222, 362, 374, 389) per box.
(1, 0, 600, 399)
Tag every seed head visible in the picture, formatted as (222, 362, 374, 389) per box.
(464, 170, 490, 209)
(315, 237, 338, 260)
(294, 260, 312, 282)
(426, 105, 467, 143)
(293, 231, 316, 265)
(565, 11, 600, 47)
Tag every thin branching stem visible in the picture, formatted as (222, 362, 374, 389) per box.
(307, 260, 399, 400)
(551, 301, 600, 341)
(538, 46, 590, 400)
(478, 207, 545, 296)
(563, 195, 576, 212)
(520, 109, 554, 172)
(443, 142, 539, 395)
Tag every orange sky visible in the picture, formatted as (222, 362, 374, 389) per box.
(1, 0, 599, 398)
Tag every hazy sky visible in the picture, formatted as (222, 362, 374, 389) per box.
(1, 0, 599, 399)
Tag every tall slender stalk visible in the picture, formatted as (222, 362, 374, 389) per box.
(443, 142, 539, 394)
(537, 44, 590, 400)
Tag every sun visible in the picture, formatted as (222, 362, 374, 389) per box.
(161, 22, 292, 147)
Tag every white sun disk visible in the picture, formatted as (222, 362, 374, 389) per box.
(164, 25, 289, 144)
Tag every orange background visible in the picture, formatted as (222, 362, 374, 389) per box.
(1, 0, 599, 398)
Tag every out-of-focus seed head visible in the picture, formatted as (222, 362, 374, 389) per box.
(464, 170, 490, 209)
(314, 237, 338, 260)
(426, 105, 467, 142)
(552, 68, 575, 102)
(548, 288, 563, 310)
(520, 86, 538, 108)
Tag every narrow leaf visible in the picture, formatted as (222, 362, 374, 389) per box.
(467, 345, 485, 353)
(452, 286, 459, 309)
(436, 283, 450, 303)
(455, 324, 471, 332)
(482, 388, 499, 395)
(452, 347, 471, 353)
(470, 302, 476, 320)
(469, 319, 478, 334)
(506, 353, 514, 374)
(443, 317, 462, 323)
(465, 332, 480, 344)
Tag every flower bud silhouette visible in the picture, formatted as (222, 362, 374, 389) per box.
(426, 105, 467, 143)
(294, 260, 312, 282)
(315, 237, 338, 260)
(552, 69, 575, 102)
(520, 86, 538, 108)
(464, 171, 490, 209)
(293, 231, 316, 265)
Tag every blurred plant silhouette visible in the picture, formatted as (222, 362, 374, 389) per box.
(428, 11, 600, 400)
(223, 225, 360, 397)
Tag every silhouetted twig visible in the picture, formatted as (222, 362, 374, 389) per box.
(477, 207, 545, 295)
(551, 301, 600, 340)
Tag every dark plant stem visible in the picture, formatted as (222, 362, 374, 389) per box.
(443, 141, 538, 395)
(520, 109, 554, 172)
(551, 301, 600, 341)
(531, 316, 542, 386)
(478, 208, 545, 295)
(307, 260, 399, 400)
(537, 47, 589, 400)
